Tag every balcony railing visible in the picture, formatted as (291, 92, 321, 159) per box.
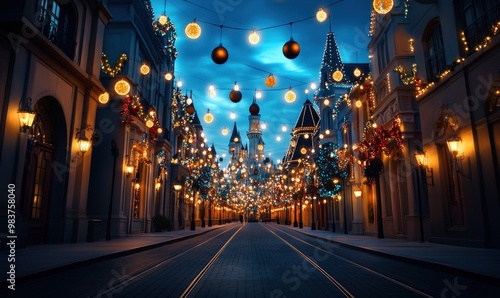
(425, 47, 446, 82)
(38, 10, 76, 60)
(463, 2, 500, 55)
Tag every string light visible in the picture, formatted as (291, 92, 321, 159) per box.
(204, 109, 214, 123)
(164, 72, 173, 81)
(285, 87, 296, 103)
(248, 30, 260, 45)
(316, 8, 328, 22)
(101, 52, 127, 77)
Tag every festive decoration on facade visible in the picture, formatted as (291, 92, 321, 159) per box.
(354, 116, 404, 183)
(171, 88, 195, 128)
(120, 95, 145, 125)
(373, 0, 394, 15)
(114, 79, 131, 96)
(140, 63, 150, 75)
(101, 52, 128, 77)
(98, 92, 110, 104)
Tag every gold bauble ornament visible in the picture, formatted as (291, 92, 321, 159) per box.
(373, 0, 394, 15)
(332, 69, 343, 82)
(114, 79, 130, 96)
(185, 21, 201, 39)
(98, 92, 109, 104)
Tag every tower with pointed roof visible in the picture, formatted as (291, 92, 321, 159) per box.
(228, 122, 243, 165)
(247, 98, 264, 164)
(283, 99, 320, 167)
(314, 31, 369, 144)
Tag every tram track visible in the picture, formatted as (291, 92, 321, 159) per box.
(265, 224, 434, 298)
(89, 224, 243, 298)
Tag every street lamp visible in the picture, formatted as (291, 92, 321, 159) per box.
(17, 97, 36, 133)
(354, 189, 362, 198)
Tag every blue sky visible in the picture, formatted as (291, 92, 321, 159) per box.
(151, 0, 372, 164)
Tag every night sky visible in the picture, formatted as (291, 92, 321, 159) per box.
(151, 0, 372, 165)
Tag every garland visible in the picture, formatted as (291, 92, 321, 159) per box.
(120, 95, 144, 125)
(354, 116, 404, 183)
(101, 52, 128, 77)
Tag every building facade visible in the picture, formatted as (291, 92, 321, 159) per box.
(0, 0, 110, 245)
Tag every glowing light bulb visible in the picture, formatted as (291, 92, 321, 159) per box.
(316, 8, 327, 22)
(248, 30, 260, 45)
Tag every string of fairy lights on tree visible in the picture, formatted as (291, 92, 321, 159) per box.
(316, 142, 347, 196)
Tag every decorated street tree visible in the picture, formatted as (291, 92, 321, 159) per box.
(196, 164, 213, 227)
(354, 116, 404, 238)
(316, 142, 348, 196)
(316, 142, 349, 232)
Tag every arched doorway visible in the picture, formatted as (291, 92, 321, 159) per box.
(22, 96, 67, 244)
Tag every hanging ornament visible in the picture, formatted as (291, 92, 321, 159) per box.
(185, 19, 201, 39)
(221, 127, 229, 135)
(285, 87, 296, 103)
(140, 63, 150, 75)
(204, 109, 214, 123)
(332, 69, 343, 82)
(158, 14, 168, 26)
(373, 0, 394, 15)
(208, 85, 216, 97)
(185, 104, 195, 115)
(265, 74, 276, 87)
(282, 37, 300, 59)
(230, 111, 236, 119)
(229, 90, 242, 103)
(354, 68, 362, 77)
(255, 90, 262, 99)
(248, 30, 260, 45)
(316, 8, 328, 22)
(114, 79, 130, 96)
(211, 44, 228, 64)
(98, 92, 109, 104)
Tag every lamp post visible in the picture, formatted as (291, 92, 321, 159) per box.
(414, 152, 426, 243)
(173, 179, 182, 229)
(190, 195, 196, 230)
(106, 140, 119, 240)
(332, 177, 339, 233)
(342, 177, 348, 234)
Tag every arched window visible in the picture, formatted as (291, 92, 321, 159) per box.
(37, 0, 77, 60)
(423, 20, 446, 82)
(321, 106, 333, 132)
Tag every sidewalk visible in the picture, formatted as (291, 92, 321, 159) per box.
(5, 222, 500, 285)
(281, 224, 500, 283)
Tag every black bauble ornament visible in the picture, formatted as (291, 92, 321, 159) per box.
(211, 44, 228, 64)
(282, 38, 300, 59)
(229, 90, 242, 103)
(185, 104, 195, 115)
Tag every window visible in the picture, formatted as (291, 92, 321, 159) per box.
(37, 0, 77, 60)
(423, 21, 446, 82)
(321, 107, 333, 132)
(377, 35, 390, 73)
